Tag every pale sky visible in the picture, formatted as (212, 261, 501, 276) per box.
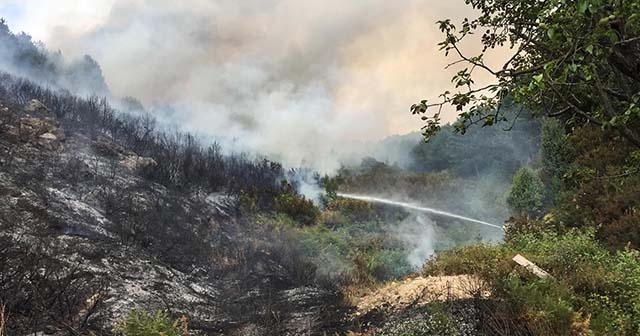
(0, 1, 503, 170)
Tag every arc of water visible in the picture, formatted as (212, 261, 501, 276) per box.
(338, 193, 503, 229)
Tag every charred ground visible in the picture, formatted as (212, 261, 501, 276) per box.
(0, 73, 348, 335)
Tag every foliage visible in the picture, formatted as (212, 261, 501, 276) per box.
(424, 228, 640, 335)
(319, 173, 341, 205)
(325, 197, 381, 223)
(409, 2, 640, 333)
(541, 118, 570, 179)
(256, 211, 413, 288)
(410, 112, 540, 178)
(412, 0, 640, 148)
(115, 310, 188, 336)
(540, 118, 571, 201)
(274, 186, 321, 225)
(555, 125, 640, 249)
(336, 157, 514, 233)
(507, 167, 545, 216)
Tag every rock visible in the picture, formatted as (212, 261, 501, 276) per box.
(25, 99, 49, 113)
(119, 154, 157, 171)
(21, 117, 55, 133)
(5, 116, 62, 146)
(39, 132, 58, 141)
(37, 130, 65, 150)
(92, 136, 127, 158)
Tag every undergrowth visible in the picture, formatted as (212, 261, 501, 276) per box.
(423, 227, 640, 335)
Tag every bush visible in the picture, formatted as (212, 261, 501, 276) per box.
(274, 191, 320, 226)
(326, 198, 379, 222)
(0, 238, 108, 335)
(554, 126, 640, 249)
(256, 213, 414, 288)
(507, 167, 545, 216)
(423, 229, 640, 335)
(115, 310, 188, 336)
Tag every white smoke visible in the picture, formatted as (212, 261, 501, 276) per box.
(1, 0, 492, 173)
(393, 215, 436, 269)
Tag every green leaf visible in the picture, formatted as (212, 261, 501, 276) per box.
(533, 74, 544, 84)
(585, 44, 594, 54)
(547, 27, 556, 40)
(578, 0, 589, 14)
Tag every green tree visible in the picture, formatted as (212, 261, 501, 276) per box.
(540, 118, 570, 202)
(507, 167, 545, 216)
(541, 118, 570, 179)
(412, 0, 640, 147)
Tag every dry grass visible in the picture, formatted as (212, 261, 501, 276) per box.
(352, 275, 488, 317)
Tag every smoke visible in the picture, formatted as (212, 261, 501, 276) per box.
(285, 169, 324, 204)
(393, 215, 436, 269)
(339, 191, 504, 267)
(1, 0, 493, 173)
(0, 20, 110, 97)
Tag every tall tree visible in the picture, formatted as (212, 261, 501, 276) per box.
(412, 0, 640, 147)
(507, 167, 545, 216)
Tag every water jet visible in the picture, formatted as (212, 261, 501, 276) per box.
(338, 193, 503, 229)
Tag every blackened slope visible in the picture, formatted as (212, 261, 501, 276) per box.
(0, 81, 344, 335)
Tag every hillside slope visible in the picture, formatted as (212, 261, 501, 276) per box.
(0, 91, 344, 335)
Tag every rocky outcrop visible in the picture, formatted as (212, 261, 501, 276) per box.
(3, 100, 65, 150)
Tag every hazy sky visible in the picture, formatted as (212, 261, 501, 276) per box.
(0, 0, 499, 170)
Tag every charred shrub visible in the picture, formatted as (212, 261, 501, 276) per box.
(0, 72, 284, 208)
(0, 237, 108, 335)
(101, 183, 214, 271)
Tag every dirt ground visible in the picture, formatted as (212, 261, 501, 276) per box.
(353, 275, 488, 317)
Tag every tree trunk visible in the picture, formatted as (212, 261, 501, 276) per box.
(609, 31, 640, 83)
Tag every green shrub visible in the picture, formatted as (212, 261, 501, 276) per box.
(422, 243, 511, 283)
(316, 210, 348, 228)
(114, 310, 188, 336)
(554, 126, 640, 250)
(423, 229, 640, 335)
(274, 192, 320, 226)
(507, 167, 545, 216)
(257, 213, 414, 287)
(327, 198, 378, 222)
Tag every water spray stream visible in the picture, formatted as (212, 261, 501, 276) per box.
(338, 193, 503, 229)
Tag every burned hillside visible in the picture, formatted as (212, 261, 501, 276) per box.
(0, 73, 346, 335)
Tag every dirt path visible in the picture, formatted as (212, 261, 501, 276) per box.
(353, 275, 486, 317)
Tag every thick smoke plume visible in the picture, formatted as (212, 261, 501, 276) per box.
(1, 0, 485, 172)
(0, 1, 536, 273)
